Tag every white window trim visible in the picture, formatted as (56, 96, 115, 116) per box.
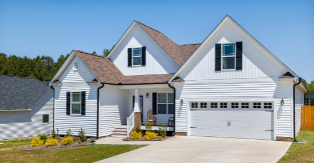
(221, 43, 236, 71)
(157, 93, 174, 114)
(73, 61, 79, 70)
(132, 47, 142, 66)
(42, 114, 49, 124)
(71, 92, 81, 115)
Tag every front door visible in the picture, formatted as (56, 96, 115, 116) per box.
(133, 95, 143, 123)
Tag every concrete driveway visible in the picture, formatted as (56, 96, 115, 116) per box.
(95, 136, 291, 163)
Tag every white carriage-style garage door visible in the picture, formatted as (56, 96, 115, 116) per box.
(189, 102, 274, 140)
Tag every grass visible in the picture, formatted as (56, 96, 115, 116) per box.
(278, 130, 314, 163)
(0, 138, 145, 163)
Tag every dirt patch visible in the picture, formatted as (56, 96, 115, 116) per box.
(22, 137, 94, 151)
(123, 136, 170, 141)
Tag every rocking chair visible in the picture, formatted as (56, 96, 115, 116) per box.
(147, 110, 157, 125)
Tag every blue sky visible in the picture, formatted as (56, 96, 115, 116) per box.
(0, 0, 313, 81)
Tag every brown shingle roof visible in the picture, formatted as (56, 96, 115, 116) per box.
(279, 72, 295, 78)
(74, 50, 183, 84)
(51, 80, 62, 84)
(171, 77, 184, 82)
(179, 43, 201, 64)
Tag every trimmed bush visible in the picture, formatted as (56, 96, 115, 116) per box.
(61, 136, 73, 145)
(37, 133, 48, 143)
(45, 138, 58, 146)
(144, 131, 157, 140)
(130, 130, 142, 139)
(66, 129, 73, 137)
(51, 129, 57, 139)
(31, 137, 44, 147)
(78, 140, 82, 144)
(78, 127, 86, 142)
(87, 139, 92, 143)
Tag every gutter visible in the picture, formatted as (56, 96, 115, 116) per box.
(168, 83, 176, 135)
(293, 77, 302, 142)
(51, 86, 55, 130)
(97, 84, 105, 139)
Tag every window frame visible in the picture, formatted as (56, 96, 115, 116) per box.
(221, 43, 236, 71)
(73, 61, 79, 70)
(42, 114, 49, 124)
(157, 93, 174, 114)
(253, 102, 262, 109)
(71, 92, 81, 115)
(132, 47, 142, 66)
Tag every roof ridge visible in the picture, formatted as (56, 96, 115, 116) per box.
(180, 43, 202, 46)
(75, 50, 104, 58)
(135, 21, 163, 34)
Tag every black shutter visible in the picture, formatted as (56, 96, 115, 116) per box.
(215, 44, 221, 71)
(141, 46, 146, 66)
(132, 96, 135, 111)
(81, 91, 86, 115)
(66, 92, 70, 115)
(152, 92, 157, 115)
(128, 48, 132, 67)
(236, 42, 243, 70)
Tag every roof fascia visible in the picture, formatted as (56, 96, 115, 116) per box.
(169, 15, 299, 82)
(0, 109, 31, 112)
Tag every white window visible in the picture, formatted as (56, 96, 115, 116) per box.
(253, 103, 261, 108)
(157, 93, 174, 114)
(200, 102, 207, 108)
(241, 103, 249, 108)
(220, 102, 227, 108)
(191, 102, 198, 108)
(132, 48, 142, 66)
(222, 43, 236, 70)
(231, 103, 239, 108)
(71, 92, 81, 114)
(211, 103, 218, 108)
(42, 114, 49, 123)
(264, 103, 272, 109)
(74, 61, 79, 70)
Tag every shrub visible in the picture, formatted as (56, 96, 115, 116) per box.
(45, 138, 58, 146)
(134, 123, 142, 133)
(51, 129, 57, 139)
(61, 136, 73, 145)
(145, 122, 153, 132)
(87, 139, 92, 143)
(31, 137, 44, 147)
(78, 127, 86, 142)
(144, 131, 157, 140)
(130, 130, 142, 139)
(37, 133, 48, 143)
(158, 123, 168, 138)
(78, 140, 82, 144)
(66, 129, 73, 137)
(139, 137, 142, 140)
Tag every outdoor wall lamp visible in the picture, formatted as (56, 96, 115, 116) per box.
(281, 99, 284, 106)
(180, 99, 183, 106)
(146, 93, 149, 98)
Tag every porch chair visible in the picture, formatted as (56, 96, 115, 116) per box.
(168, 117, 174, 126)
(147, 110, 157, 125)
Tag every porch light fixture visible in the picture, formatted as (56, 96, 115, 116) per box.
(180, 99, 183, 106)
(146, 93, 149, 98)
(281, 99, 284, 106)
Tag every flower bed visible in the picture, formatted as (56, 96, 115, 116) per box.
(123, 136, 170, 141)
(22, 136, 94, 151)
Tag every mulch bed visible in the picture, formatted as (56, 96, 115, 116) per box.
(123, 136, 170, 141)
(22, 136, 94, 151)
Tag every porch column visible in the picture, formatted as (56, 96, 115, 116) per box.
(134, 88, 141, 125)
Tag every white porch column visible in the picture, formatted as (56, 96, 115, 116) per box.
(134, 88, 140, 112)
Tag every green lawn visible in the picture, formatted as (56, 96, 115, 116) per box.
(278, 130, 314, 163)
(0, 138, 145, 163)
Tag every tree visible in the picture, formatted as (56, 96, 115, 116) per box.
(103, 45, 115, 57)
(92, 51, 97, 54)
(304, 80, 314, 94)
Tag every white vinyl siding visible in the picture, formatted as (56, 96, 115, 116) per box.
(109, 24, 179, 76)
(0, 91, 53, 140)
(295, 85, 304, 135)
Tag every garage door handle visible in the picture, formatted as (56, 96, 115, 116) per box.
(190, 127, 197, 128)
(265, 130, 273, 131)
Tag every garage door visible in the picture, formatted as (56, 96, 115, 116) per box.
(190, 102, 274, 140)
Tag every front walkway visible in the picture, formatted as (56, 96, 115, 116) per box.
(95, 136, 291, 163)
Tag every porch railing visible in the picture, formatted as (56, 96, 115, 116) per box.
(126, 111, 135, 137)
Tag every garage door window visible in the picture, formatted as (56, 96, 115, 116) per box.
(157, 93, 174, 114)
(211, 103, 218, 108)
(231, 103, 239, 108)
(200, 102, 207, 108)
(264, 103, 272, 109)
(191, 102, 198, 108)
(220, 103, 227, 108)
(241, 103, 249, 108)
(253, 103, 261, 108)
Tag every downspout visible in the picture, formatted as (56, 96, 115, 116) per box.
(50, 86, 55, 131)
(97, 84, 105, 139)
(168, 83, 176, 135)
(293, 77, 302, 142)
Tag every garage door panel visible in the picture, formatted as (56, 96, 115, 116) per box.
(229, 128, 250, 139)
(210, 128, 229, 137)
(250, 130, 273, 140)
(209, 111, 229, 120)
(190, 128, 209, 136)
(230, 120, 250, 128)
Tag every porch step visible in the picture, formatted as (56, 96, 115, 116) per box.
(111, 125, 128, 138)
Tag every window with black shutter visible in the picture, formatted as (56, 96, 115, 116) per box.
(215, 42, 242, 71)
(128, 47, 146, 66)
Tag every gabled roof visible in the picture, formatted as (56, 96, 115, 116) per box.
(279, 72, 295, 78)
(0, 75, 51, 111)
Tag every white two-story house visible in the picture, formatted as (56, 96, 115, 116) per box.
(49, 15, 308, 141)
